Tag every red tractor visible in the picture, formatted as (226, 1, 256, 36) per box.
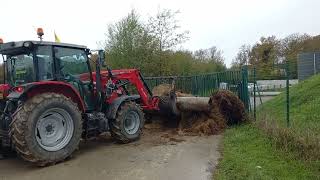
(0, 40, 174, 166)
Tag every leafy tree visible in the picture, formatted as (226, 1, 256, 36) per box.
(103, 9, 225, 77)
(300, 35, 320, 52)
(237, 36, 282, 79)
(280, 33, 311, 78)
(166, 50, 194, 75)
(104, 10, 157, 74)
(232, 34, 320, 79)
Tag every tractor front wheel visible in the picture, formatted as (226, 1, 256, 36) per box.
(110, 101, 144, 143)
(10, 93, 82, 166)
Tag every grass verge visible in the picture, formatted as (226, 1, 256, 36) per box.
(214, 124, 319, 180)
(256, 74, 320, 161)
(257, 74, 320, 137)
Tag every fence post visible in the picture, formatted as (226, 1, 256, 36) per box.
(286, 61, 290, 127)
(314, 53, 316, 75)
(253, 67, 256, 121)
(241, 66, 249, 111)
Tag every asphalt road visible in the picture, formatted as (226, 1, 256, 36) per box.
(0, 128, 221, 180)
(250, 95, 275, 107)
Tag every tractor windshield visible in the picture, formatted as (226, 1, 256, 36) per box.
(4, 45, 54, 86)
(7, 53, 35, 86)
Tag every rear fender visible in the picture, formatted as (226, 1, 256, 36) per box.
(7, 81, 85, 112)
(106, 95, 140, 119)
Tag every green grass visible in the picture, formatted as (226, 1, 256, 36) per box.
(214, 124, 319, 180)
(256, 74, 320, 161)
(215, 75, 320, 179)
(257, 74, 320, 137)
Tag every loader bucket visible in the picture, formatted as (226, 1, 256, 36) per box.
(158, 91, 180, 116)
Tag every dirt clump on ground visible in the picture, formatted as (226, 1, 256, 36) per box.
(210, 90, 246, 125)
(180, 102, 227, 136)
(143, 117, 185, 145)
(181, 90, 246, 135)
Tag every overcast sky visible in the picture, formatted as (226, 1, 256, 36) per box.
(1, 0, 320, 66)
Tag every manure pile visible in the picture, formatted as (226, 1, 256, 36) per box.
(149, 84, 246, 136)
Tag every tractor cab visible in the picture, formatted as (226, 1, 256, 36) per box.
(0, 41, 95, 110)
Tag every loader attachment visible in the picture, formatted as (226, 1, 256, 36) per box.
(158, 90, 180, 116)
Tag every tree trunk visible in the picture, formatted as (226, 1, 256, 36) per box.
(176, 97, 210, 112)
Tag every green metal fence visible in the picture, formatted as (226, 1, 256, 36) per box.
(145, 67, 250, 110)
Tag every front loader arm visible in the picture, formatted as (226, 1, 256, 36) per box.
(101, 69, 160, 111)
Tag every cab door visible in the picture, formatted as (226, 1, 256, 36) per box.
(54, 46, 94, 110)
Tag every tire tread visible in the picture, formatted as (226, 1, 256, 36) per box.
(109, 101, 144, 143)
(10, 93, 82, 166)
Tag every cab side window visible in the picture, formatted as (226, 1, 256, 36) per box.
(36, 46, 54, 80)
(54, 47, 89, 76)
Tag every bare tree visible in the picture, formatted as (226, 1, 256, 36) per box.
(148, 9, 189, 75)
(208, 46, 224, 63)
(148, 9, 189, 51)
(232, 44, 251, 68)
(194, 49, 208, 62)
(194, 46, 224, 63)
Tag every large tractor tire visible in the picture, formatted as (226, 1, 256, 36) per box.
(110, 101, 144, 143)
(10, 93, 82, 166)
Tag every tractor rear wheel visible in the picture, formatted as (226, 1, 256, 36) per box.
(10, 93, 82, 166)
(110, 101, 144, 143)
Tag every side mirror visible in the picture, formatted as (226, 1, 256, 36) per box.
(98, 50, 106, 67)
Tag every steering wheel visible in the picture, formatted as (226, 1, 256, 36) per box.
(64, 73, 77, 81)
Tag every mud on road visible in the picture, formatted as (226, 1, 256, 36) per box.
(0, 125, 221, 180)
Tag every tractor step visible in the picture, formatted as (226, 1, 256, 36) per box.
(0, 129, 11, 147)
(0, 147, 4, 160)
(0, 145, 15, 160)
(0, 130, 15, 160)
(0, 154, 4, 160)
(83, 112, 109, 139)
(0, 151, 16, 160)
